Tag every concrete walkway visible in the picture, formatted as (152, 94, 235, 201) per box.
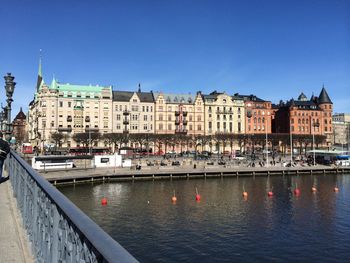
(0, 171, 34, 263)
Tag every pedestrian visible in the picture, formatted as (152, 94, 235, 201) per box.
(0, 133, 11, 184)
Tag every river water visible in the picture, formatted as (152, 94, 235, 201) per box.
(58, 174, 350, 262)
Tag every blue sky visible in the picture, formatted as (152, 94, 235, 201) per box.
(0, 0, 349, 116)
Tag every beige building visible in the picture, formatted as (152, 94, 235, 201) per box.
(112, 88, 155, 134)
(28, 78, 113, 148)
(153, 91, 205, 136)
(203, 91, 245, 135)
(332, 113, 350, 147)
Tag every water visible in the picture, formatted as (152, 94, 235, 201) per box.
(58, 174, 350, 262)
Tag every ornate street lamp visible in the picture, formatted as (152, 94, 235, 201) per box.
(3, 73, 16, 142)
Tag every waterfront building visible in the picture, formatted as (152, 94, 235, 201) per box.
(274, 87, 333, 146)
(112, 86, 155, 134)
(332, 113, 350, 148)
(28, 62, 113, 148)
(12, 108, 28, 144)
(234, 94, 272, 134)
(153, 91, 205, 136)
(203, 91, 245, 136)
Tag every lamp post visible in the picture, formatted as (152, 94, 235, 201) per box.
(265, 117, 269, 167)
(290, 116, 293, 165)
(3, 73, 16, 142)
(88, 128, 92, 155)
(312, 121, 320, 166)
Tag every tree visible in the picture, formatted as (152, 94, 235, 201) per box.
(129, 133, 149, 150)
(50, 132, 65, 149)
(72, 132, 100, 149)
(102, 133, 128, 152)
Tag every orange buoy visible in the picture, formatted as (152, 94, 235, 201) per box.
(242, 191, 248, 197)
(268, 191, 274, 197)
(101, 198, 108, 205)
(294, 188, 300, 195)
(334, 187, 339, 192)
(311, 186, 317, 192)
(172, 190, 177, 203)
(195, 187, 201, 201)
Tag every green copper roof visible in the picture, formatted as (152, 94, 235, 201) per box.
(48, 79, 111, 92)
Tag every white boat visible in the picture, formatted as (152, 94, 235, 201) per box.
(32, 157, 74, 170)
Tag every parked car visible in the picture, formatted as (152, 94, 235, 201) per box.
(218, 160, 226, 165)
(232, 154, 246, 161)
(172, 160, 181, 166)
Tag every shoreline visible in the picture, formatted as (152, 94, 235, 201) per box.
(38, 165, 350, 186)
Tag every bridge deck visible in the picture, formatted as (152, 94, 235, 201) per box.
(0, 171, 34, 263)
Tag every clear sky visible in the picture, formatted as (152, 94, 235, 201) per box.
(0, 0, 349, 117)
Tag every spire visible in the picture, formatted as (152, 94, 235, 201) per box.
(36, 49, 43, 92)
(318, 86, 332, 104)
(298, 92, 307, 101)
(50, 75, 58, 89)
(138, 83, 141, 93)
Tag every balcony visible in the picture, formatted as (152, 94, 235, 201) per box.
(123, 120, 129, 125)
(58, 127, 72, 132)
(123, 110, 130, 116)
(123, 130, 129, 134)
(183, 111, 188, 116)
(175, 111, 180, 116)
(85, 127, 99, 132)
(85, 116, 90, 122)
(67, 116, 72, 122)
(175, 129, 187, 135)
(175, 119, 180, 125)
(183, 120, 188, 125)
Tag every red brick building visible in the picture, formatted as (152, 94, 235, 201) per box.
(12, 107, 28, 144)
(235, 94, 273, 134)
(274, 87, 333, 144)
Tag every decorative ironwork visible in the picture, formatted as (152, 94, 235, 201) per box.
(5, 150, 137, 263)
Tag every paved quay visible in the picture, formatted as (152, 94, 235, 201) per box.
(38, 164, 350, 184)
(0, 170, 34, 263)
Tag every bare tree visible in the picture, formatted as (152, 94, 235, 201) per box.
(50, 132, 65, 150)
(72, 132, 100, 149)
(102, 133, 128, 152)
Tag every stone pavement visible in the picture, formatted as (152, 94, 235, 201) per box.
(0, 171, 34, 263)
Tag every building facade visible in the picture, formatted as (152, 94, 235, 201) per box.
(28, 78, 113, 148)
(153, 92, 205, 136)
(203, 91, 245, 135)
(12, 108, 27, 144)
(332, 113, 350, 147)
(112, 88, 155, 134)
(274, 87, 333, 145)
(234, 94, 272, 134)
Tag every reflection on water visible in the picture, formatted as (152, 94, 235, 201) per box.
(58, 174, 350, 262)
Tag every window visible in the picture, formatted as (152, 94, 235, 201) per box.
(197, 125, 202, 131)
(168, 124, 172, 130)
(59, 101, 63, 107)
(168, 115, 172, 121)
(117, 114, 121, 121)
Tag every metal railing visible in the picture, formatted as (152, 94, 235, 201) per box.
(5, 150, 138, 263)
